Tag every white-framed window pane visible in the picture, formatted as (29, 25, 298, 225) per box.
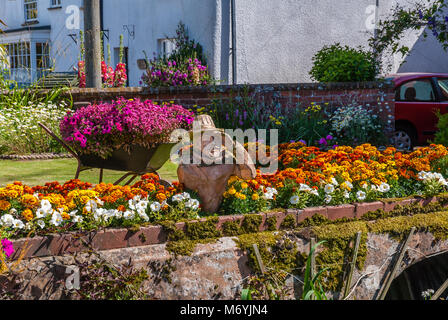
(36, 42, 50, 79)
(4, 41, 32, 85)
(24, 0, 38, 21)
(50, 0, 61, 7)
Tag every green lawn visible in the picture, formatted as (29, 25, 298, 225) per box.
(0, 159, 179, 187)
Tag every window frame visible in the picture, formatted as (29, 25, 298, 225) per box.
(24, 0, 38, 23)
(49, 0, 62, 8)
(395, 78, 439, 103)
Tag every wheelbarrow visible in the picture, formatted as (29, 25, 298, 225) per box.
(38, 123, 175, 186)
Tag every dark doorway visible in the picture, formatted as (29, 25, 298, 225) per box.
(386, 251, 448, 300)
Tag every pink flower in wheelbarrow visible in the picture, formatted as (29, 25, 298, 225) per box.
(1, 238, 14, 258)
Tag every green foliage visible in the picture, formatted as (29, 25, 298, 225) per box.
(434, 110, 448, 147)
(310, 43, 378, 82)
(302, 240, 328, 300)
(196, 86, 331, 145)
(168, 21, 207, 65)
(432, 155, 448, 178)
(75, 254, 149, 300)
(370, 0, 448, 69)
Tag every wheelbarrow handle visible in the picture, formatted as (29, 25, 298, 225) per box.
(38, 122, 79, 159)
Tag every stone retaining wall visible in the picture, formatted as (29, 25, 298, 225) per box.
(5, 229, 448, 300)
(9, 196, 435, 261)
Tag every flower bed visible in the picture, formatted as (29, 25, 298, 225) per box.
(1, 143, 448, 246)
(221, 143, 448, 214)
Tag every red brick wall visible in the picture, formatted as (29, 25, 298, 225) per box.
(67, 81, 395, 135)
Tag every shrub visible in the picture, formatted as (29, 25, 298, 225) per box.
(60, 98, 194, 158)
(434, 110, 448, 147)
(310, 43, 378, 82)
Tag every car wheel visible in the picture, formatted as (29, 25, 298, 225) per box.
(392, 125, 414, 151)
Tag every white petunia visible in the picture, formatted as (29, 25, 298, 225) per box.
(72, 216, 83, 223)
(172, 194, 184, 202)
(324, 195, 332, 204)
(181, 192, 191, 200)
(50, 211, 63, 227)
(123, 210, 135, 220)
(344, 190, 350, 199)
(185, 199, 200, 210)
(289, 195, 300, 205)
(345, 181, 353, 190)
(378, 183, 390, 193)
(1, 214, 15, 227)
(299, 184, 312, 192)
(85, 200, 98, 214)
(150, 202, 161, 212)
(13, 219, 25, 229)
(324, 184, 335, 194)
(357, 191, 366, 201)
(139, 212, 150, 222)
(37, 220, 46, 229)
(331, 178, 338, 186)
(40, 199, 53, 214)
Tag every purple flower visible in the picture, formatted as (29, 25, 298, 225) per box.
(299, 140, 307, 145)
(2, 239, 14, 258)
(332, 145, 339, 149)
(326, 135, 333, 141)
(319, 138, 327, 145)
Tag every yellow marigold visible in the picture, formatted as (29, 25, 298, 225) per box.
(0, 200, 11, 211)
(252, 193, 259, 201)
(228, 176, 239, 185)
(22, 209, 33, 222)
(228, 188, 237, 195)
(156, 193, 167, 202)
(235, 193, 246, 200)
(20, 194, 39, 208)
(241, 182, 249, 189)
(62, 212, 71, 220)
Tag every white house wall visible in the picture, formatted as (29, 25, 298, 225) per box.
(1, 0, 448, 86)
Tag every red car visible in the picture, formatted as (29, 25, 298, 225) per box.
(386, 72, 448, 150)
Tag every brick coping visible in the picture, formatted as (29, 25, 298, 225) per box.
(8, 195, 439, 261)
(0, 80, 394, 97)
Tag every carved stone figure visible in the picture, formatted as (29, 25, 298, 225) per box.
(177, 115, 256, 213)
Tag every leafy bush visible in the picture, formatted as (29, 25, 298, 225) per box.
(310, 43, 378, 82)
(434, 110, 448, 146)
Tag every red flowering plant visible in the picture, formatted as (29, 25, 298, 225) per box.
(59, 98, 194, 158)
(75, 32, 127, 88)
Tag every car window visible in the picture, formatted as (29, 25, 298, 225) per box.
(397, 79, 435, 102)
(438, 78, 448, 100)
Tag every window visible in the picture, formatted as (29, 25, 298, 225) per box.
(397, 79, 436, 102)
(36, 42, 50, 79)
(4, 42, 32, 85)
(24, 0, 38, 22)
(50, 0, 61, 8)
(438, 78, 448, 100)
(158, 38, 176, 58)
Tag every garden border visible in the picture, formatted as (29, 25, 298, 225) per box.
(9, 195, 438, 261)
(0, 153, 73, 160)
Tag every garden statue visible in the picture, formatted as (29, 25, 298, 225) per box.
(177, 115, 257, 213)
